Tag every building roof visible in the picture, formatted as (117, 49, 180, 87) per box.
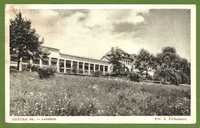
(60, 53, 109, 64)
(41, 45, 60, 51)
(41, 45, 109, 65)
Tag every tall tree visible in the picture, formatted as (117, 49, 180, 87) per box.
(10, 12, 43, 71)
(135, 49, 154, 78)
(103, 47, 130, 76)
(156, 47, 178, 67)
(155, 46, 190, 85)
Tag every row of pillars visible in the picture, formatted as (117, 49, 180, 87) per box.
(47, 57, 108, 75)
(17, 57, 108, 75)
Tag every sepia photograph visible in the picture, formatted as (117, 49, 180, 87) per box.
(5, 4, 196, 123)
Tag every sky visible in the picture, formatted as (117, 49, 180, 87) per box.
(7, 5, 191, 61)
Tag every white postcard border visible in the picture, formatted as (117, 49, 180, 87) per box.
(5, 4, 196, 124)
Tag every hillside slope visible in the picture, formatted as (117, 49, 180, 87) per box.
(10, 71, 190, 116)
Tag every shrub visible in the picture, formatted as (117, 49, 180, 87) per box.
(104, 72, 111, 76)
(10, 66, 18, 72)
(146, 73, 153, 80)
(21, 64, 29, 71)
(153, 68, 184, 85)
(72, 68, 78, 74)
(37, 66, 56, 79)
(30, 65, 40, 72)
(128, 72, 140, 82)
(92, 71, 103, 77)
(24, 64, 39, 72)
(178, 71, 190, 84)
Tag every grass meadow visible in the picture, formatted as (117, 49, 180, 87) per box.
(10, 71, 190, 116)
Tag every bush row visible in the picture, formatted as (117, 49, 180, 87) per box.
(21, 64, 190, 85)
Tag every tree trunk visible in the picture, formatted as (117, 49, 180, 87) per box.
(29, 59, 33, 72)
(146, 69, 148, 79)
(17, 57, 22, 71)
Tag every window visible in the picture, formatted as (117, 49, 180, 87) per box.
(59, 59, 64, 67)
(51, 58, 57, 66)
(60, 68, 64, 73)
(72, 61, 78, 73)
(73, 61, 77, 68)
(105, 66, 108, 72)
(33, 58, 40, 64)
(100, 65, 103, 72)
(85, 63, 88, 70)
(95, 64, 99, 71)
(59, 59, 64, 73)
(66, 60, 71, 68)
(90, 64, 94, 71)
(79, 62, 83, 69)
(42, 57, 49, 65)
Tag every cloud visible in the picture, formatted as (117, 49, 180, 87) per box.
(6, 6, 190, 61)
(7, 7, 150, 59)
(5, 7, 182, 61)
(83, 10, 149, 33)
(9, 8, 149, 59)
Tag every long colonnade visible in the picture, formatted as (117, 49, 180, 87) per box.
(10, 46, 111, 75)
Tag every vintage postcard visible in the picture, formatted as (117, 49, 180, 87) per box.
(5, 4, 196, 123)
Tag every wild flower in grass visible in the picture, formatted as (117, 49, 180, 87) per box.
(29, 92, 34, 96)
(97, 109, 105, 115)
(80, 102, 84, 107)
(64, 95, 68, 99)
(35, 107, 39, 111)
(10, 72, 191, 116)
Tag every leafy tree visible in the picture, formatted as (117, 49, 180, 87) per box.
(154, 47, 190, 85)
(10, 12, 43, 71)
(162, 46, 176, 54)
(134, 49, 155, 79)
(156, 47, 178, 67)
(103, 47, 130, 76)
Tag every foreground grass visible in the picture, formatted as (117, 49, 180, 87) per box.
(10, 71, 190, 116)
